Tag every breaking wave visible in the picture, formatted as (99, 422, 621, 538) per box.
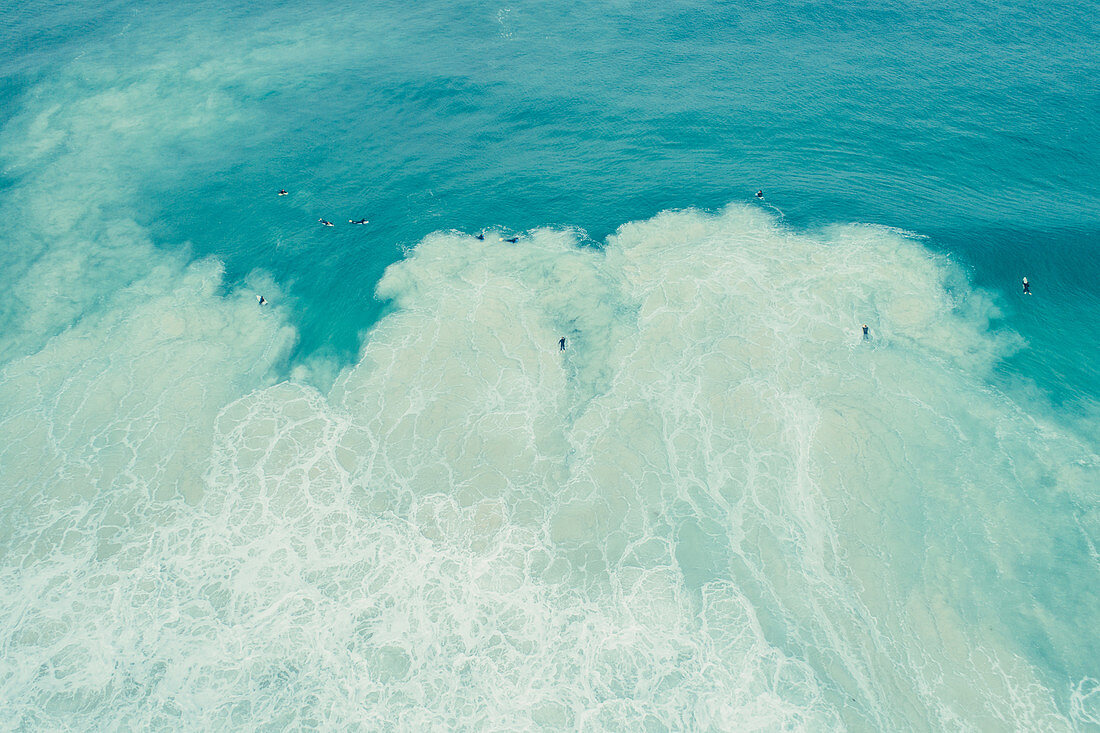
(0, 16, 1097, 732)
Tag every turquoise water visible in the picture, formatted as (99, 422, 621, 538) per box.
(1, 0, 1098, 729)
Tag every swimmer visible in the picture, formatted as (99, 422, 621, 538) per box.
(476, 234, 485, 241)
(278, 189, 288, 196)
(755, 190, 764, 199)
(559, 336, 566, 351)
(504, 237, 518, 243)
(1022, 276, 1031, 295)
(349, 219, 369, 225)
(319, 219, 334, 227)
(257, 295, 267, 306)
(861, 324, 869, 338)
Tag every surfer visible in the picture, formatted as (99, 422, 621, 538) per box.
(862, 324, 869, 338)
(476, 234, 485, 241)
(278, 189, 288, 196)
(319, 219, 334, 227)
(559, 336, 566, 351)
(755, 190, 764, 199)
(349, 219, 369, 225)
(504, 237, 518, 243)
(1022, 276, 1031, 295)
(257, 295, 267, 306)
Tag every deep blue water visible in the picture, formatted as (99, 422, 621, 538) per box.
(0, 0, 1097, 728)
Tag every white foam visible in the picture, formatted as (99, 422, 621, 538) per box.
(5, 205, 1096, 728)
(1, 22, 1097, 730)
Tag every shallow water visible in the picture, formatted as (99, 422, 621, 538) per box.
(0, 0, 1097, 729)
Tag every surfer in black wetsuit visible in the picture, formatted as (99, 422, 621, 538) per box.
(349, 219, 369, 225)
(862, 324, 869, 338)
(319, 219, 334, 227)
(559, 336, 566, 351)
(278, 189, 288, 196)
(504, 237, 518, 243)
(257, 295, 267, 306)
(1022, 277, 1031, 295)
(476, 234, 485, 240)
(755, 190, 764, 199)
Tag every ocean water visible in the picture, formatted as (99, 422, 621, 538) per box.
(0, 0, 1098, 729)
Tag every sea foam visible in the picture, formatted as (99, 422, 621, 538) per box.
(2, 205, 1097, 729)
(1, 19, 1098, 731)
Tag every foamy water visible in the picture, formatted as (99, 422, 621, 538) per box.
(1, 1, 1098, 730)
(3, 199, 1098, 727)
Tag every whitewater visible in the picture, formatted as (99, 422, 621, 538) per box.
(1, 1, 1098, 730)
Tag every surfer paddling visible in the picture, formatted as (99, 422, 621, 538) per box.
(1022, 276, 1031, 295)
(349, 219, 369, 225)
(318, 219, 334, 227)
(277, 189, 288, 196)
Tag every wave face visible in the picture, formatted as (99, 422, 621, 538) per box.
(1, 1, 1099, 731)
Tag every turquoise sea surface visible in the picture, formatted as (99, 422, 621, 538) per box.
(0, 0, 1097, 729)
